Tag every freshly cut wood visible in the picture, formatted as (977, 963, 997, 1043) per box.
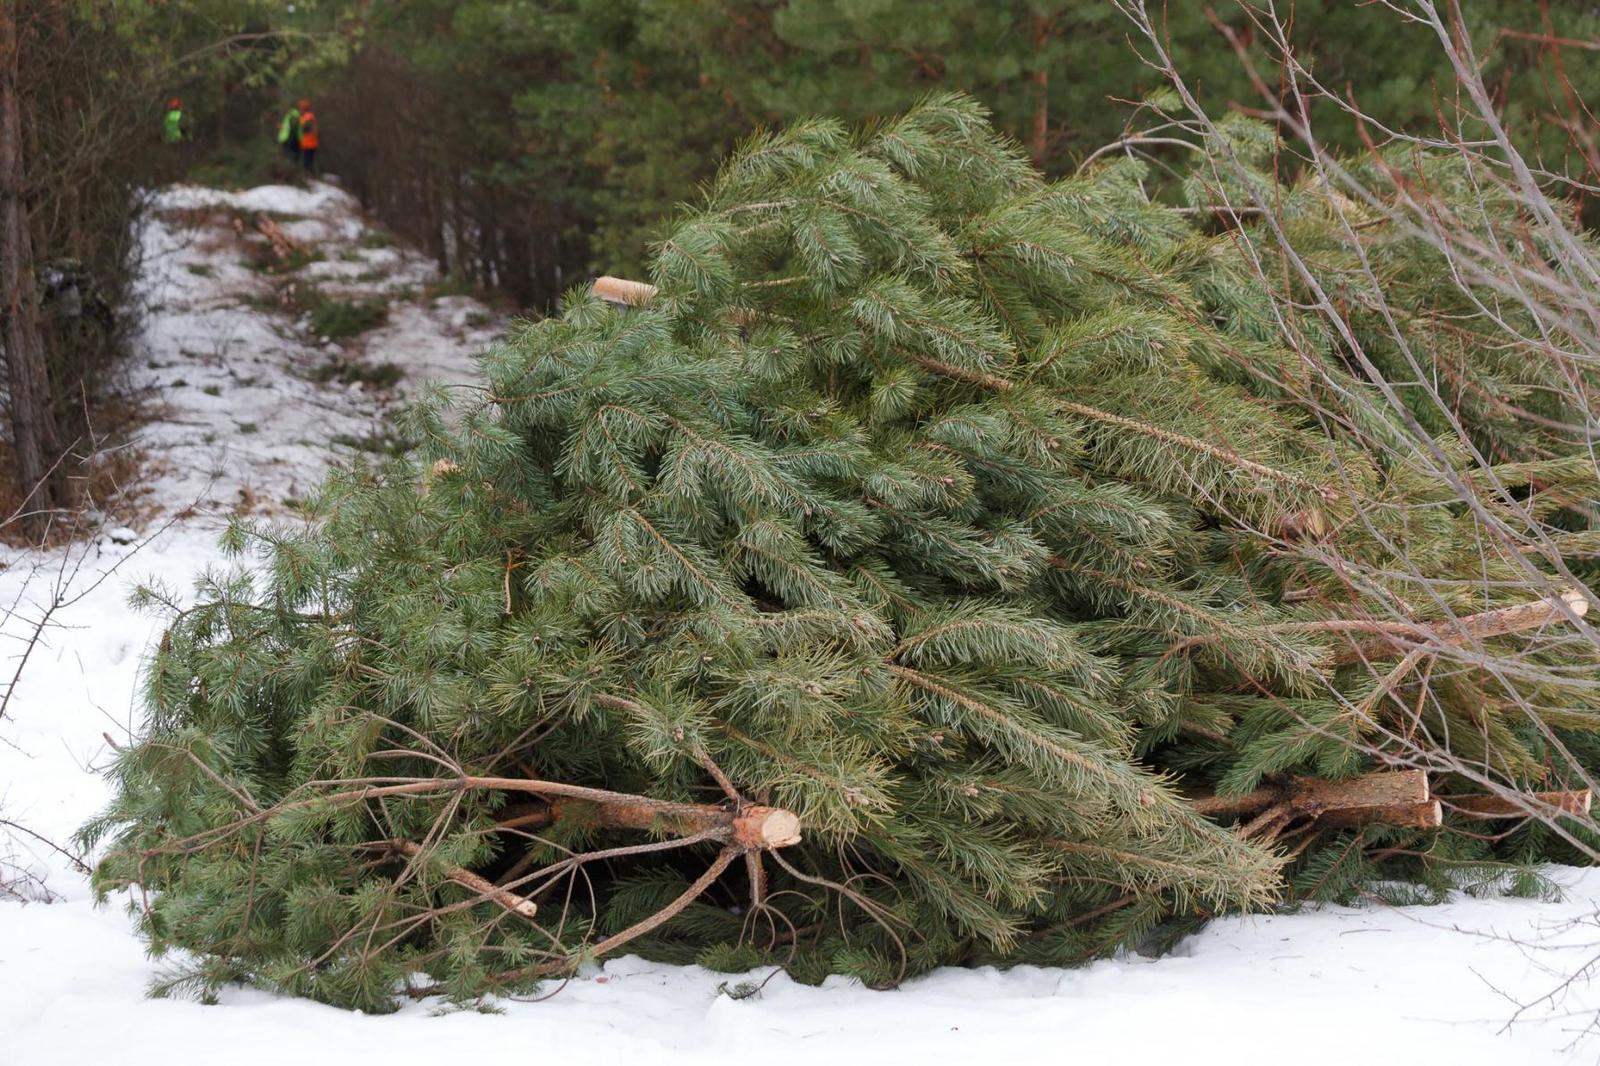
(732, 806, 801, 848)
(1447, 789, 1592, 819)
(253, 213, 303, 260)
(386, 839, 538, 918)
(593, 275, 658, 306)
(1318, 800, 1442, 829)
(1292, 771, 1430, 811)
(1191, 769, 1429, 819)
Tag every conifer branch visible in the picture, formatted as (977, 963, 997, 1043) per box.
(499, 846, 741, 982)
(383, 839, 538, 919)
(1055, 401, 1334, 499)
(1276, 588, 1591, 662)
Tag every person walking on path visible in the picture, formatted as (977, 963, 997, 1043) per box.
(162, 98, 188, 144)
(277, 101, 301, 162)
(296, 99, 319, 173)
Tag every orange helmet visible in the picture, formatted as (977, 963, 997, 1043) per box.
(168, 97, 182, 109)
(297, 98, 311, 110)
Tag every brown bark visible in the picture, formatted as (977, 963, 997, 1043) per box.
(1317, 800, 1442, 829)
(1437, 589, 1590, 641)
(499, 795, 800, 850)
(254, 214, 303, 259)
(1191, 769, 1429, 819)
(0, 6, 61, 532)
(1028, 12, 1051, 168)
(494, 846, 742, 985)
(1292, 770, 1431, 810)
(144, 774, 801, 859)
(1284, 589, 1592, 664)
(1446, 789, 1592, 819)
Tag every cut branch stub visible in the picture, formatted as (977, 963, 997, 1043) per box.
(386, 839, 538, 919)
(593, 275, 658, 307)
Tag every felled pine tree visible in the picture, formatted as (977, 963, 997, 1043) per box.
(1147, 112, 1600, 900)
(85, 94, 1597, 1011)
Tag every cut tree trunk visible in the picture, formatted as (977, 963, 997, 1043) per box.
(1446, 789, 1592, 819)
(1290, 589, 1593, 664)
(1191, 769, 1429, 820)
(498, 795, 800, 850)
(0, 6, 62, 535)
(1317, 800, 1442, 829)
(253, 214, 303, 260)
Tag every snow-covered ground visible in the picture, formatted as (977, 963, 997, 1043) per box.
(126, 181, 495, 517)
(3, 180, 1599, 1066)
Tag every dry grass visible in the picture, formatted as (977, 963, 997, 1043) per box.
(0, 399, 157, 549)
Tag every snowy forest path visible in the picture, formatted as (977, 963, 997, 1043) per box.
(0, 178, 502, 903)
(125, 179, 500, 525)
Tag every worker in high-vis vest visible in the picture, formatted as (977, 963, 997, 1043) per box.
(277, 102, 301, 161)
(162, 98, 187, 144)
(296, 99, 319, 173)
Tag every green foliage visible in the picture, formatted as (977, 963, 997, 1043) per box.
(294, 1, 1600, 308)
(87, 95, 1600, 1012)
(186, 139, 300, 191)
(307, 297, 389, 341)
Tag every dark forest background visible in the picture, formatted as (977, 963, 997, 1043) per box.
(166, 1, 1600, 308)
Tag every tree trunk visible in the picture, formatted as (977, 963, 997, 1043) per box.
(215, 72, 227, 147)
(498, 795, 801, 849)
(1192, 769, 1440, 831)
(1317, 800, 1442, 829)
(0, 6, 61, 534)
(1028, 12, 1051, 169)
(1447, 789, 1592, 819)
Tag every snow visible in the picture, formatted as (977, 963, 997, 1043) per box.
(6, 860, 1600, 1064)
(3, 179, 1599, 1065)
(157, 181, 361, 222)
(126, 179, 494, 519)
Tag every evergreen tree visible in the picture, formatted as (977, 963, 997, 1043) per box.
(85, 94, 1599, 1011)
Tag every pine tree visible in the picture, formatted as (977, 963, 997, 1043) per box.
(84, 94, 1600, 1011)
(1150, 112, 1600, 899)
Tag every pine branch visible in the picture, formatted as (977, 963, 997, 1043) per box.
(1277, 589, 1591, 662)
(382, 839, 538, 919)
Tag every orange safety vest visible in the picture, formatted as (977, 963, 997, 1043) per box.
(298, 110, 319, 149)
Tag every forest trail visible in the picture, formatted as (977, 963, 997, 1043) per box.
(126, 180, 498, 521)
(0, 177, 504, 911)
